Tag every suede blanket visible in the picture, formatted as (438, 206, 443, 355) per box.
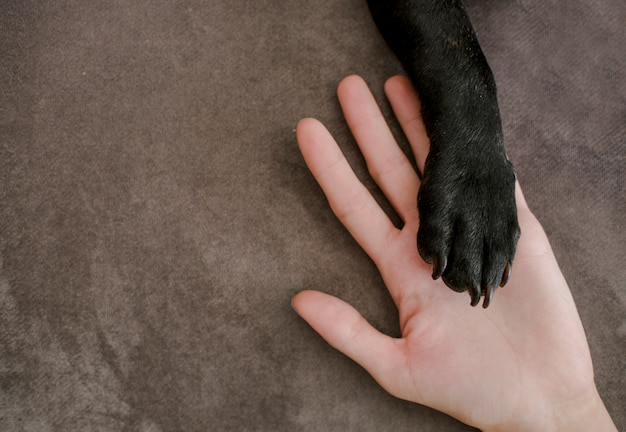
(1, 0, 624, 430)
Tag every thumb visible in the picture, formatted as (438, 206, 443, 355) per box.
(292, 290, 407, 395)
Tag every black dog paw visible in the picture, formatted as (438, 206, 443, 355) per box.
(417, 154, 520, 308)
(367, 0, 522, 307)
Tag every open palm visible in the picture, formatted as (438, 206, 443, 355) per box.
(293, 75, 614, 431)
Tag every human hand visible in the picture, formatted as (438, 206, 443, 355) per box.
(293, 75, 616, 431)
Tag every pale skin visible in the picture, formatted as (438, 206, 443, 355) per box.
(293, 75, 617, 431)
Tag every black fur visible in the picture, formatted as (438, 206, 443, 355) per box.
(367, 0, 520, 308)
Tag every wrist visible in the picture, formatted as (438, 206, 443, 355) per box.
(485, 387, 617, 432)
(548, 387, 617, 432)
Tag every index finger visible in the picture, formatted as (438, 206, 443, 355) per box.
(338, 75, 420, 223)
(296, 118, 397, 261)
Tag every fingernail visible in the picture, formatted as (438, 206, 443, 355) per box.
(291, 297, 301, 318)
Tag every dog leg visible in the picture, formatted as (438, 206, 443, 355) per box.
(367, 0, 520, 307)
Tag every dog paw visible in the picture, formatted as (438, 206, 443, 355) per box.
(417, 155, 520, 308)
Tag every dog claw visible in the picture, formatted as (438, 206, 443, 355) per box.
(432, 255, 447, 280)
(500, 262, 512, 287)
(469, 284, 481, 307)
(483, 285, 495, 308)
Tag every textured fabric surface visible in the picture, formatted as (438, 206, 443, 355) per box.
(1, 0, 624, 430)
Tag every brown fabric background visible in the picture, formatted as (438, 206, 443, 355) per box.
(1, 0, 624, 430)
